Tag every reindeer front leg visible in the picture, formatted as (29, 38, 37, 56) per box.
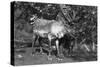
(56, 40, 60, 56)
(31, 35, 38, 56)
(47, 34, 53, 60)
(55, 39, 63, 61)
(31, 36, 35, 56)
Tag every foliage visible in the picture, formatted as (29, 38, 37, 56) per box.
(13, 1, 97, 52)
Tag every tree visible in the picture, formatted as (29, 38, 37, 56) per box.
(14, 1, 97, 52)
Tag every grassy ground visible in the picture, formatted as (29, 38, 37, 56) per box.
(14, 48, 76, 66)
(64, 50, 97, 62)
(14, 47, 97, 66)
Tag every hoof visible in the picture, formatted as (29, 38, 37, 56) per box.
(56, 55, 64, 61)
(47, 56, 53, 61)
(57, 58, 63, 61)
(56, 57, 63, 61)
(31, 52, 35, 56)
(31, 54, 35, 56)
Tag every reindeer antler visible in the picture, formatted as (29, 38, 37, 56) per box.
(58, 4, 77, 23)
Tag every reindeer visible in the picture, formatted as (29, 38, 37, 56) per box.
(30, 14, 74, 60)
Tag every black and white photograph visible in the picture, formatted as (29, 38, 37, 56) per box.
(11, 1, 97, 66)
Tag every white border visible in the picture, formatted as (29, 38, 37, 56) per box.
(0, 0, 99, 67)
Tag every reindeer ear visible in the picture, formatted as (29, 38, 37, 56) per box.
(56, 12, 62, 21)
(56, 12, 67, 24)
